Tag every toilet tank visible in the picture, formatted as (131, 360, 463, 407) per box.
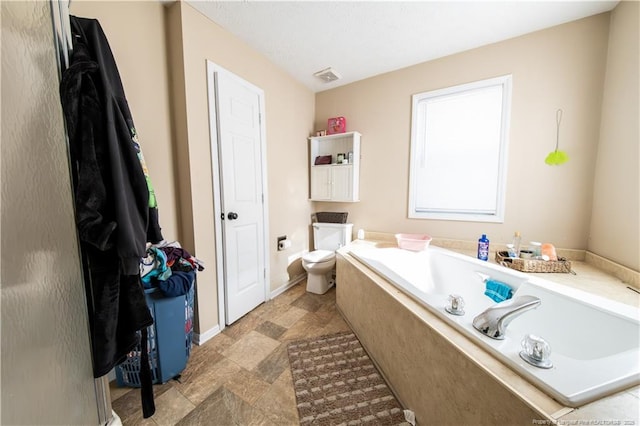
(313, 223, 353, 251)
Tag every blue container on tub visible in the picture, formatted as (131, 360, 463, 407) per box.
(115, 282, 194, 387)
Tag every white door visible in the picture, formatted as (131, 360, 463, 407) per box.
(212, 68, 267, 325)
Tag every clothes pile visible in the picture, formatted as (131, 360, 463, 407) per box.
(140, 241, 204, 297)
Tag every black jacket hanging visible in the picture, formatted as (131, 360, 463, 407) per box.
(62, 16, 163, 269)
(60, 16, 162, 418)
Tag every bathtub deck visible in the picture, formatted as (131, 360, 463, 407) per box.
(361, 232, 640, 307)
(444, 249, 639, 308)
(338, 237, 640, 425)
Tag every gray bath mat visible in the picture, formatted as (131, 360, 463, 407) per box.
(287, 332, 406, 425)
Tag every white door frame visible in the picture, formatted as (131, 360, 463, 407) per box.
(206, 60, 270, 331)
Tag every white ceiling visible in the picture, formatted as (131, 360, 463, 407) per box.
(186, 1, 618, 93)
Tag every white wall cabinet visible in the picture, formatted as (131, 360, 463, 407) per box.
(309, 132, 361, 202)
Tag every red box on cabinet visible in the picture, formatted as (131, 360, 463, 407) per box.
(327, 117, 346, 134)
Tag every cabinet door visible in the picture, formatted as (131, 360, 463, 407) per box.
(310, 166, 331, 200)
(331, 165, 354, 201)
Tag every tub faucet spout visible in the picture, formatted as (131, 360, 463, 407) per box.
(472, 295, 541, 340)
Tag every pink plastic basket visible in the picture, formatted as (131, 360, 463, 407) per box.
(395, 234, 432, 251)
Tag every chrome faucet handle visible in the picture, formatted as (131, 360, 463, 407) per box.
(445, 294, 465, 316)
(519, 334, 553, 369)
(472, 295, 541, 340)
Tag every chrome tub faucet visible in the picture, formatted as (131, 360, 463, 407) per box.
(472, 295, 541, 340)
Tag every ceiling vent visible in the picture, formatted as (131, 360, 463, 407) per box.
(313, 67, 342, 83)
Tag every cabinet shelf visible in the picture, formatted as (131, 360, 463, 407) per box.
(309, 132, 361, 202)
(311, 163, 353, 167)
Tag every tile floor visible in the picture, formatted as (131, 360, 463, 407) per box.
(110, 281, 352, 425)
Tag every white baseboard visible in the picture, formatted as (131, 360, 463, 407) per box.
(107, 368, 116, 382)
(105, 410, 122, 426)
(193, 324, 221, 345)
(270, 273, 306, 299)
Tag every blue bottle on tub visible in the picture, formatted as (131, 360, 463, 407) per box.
(477, 234, 490, 261)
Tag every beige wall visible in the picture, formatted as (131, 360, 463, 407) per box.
(589, 1, 639, 271)
(65, 2, 637, 341)
(169, 2, 315, 334)
(315, 14, 611, 255)
(71, 1, 179, 241)
(71, 1, 315, 335)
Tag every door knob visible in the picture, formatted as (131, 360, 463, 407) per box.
(227, 212, 238, 220)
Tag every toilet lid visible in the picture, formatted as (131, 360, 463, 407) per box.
(303, 250, 335, 263)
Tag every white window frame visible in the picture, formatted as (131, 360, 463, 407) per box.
(408, 75, 512, 223)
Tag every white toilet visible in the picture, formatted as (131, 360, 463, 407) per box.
(302, 222, 353, 294)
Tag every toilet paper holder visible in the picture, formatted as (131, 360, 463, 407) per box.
(277, 236, 291, 251)
(278, 240, 291, 251)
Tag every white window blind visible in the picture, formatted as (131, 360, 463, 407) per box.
(408, 75, 512, 222)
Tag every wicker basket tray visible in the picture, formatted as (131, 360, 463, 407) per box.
(314, 211, 348, 224)
(496, 251, 573, 273)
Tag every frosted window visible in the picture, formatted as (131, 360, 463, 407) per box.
(408, 75, 512, 222)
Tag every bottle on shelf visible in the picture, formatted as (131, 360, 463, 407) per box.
(477, 234, 490, 261)
(530, 241, 542, 257)
(512, 231, 522, 258)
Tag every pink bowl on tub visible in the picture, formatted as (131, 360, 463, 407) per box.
(395, 234, 432, 251)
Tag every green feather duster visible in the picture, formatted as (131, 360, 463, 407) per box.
(546, 109, 569, 166)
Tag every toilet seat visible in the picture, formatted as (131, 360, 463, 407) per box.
(303, 250, 335, 263)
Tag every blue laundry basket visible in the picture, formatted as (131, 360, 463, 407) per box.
(115, 282, 194, 387)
